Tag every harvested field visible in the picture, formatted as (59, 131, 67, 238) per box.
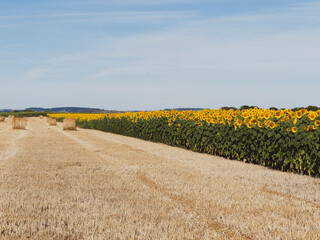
(0, 117, 319, 239)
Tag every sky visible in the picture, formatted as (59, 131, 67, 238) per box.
(0, 0, 320, 111)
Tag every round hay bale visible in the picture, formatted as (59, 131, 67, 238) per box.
(12, 117, 26, 130)
(49, 118, 57, 126)
(0, 116, 5, 122)
(63, 118, 76, 131)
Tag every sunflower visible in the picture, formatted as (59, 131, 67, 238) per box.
(315, 120, 320, 126)
(286, 128, 291, 132)
(241, 111, 249, 118)
(258, 121, 263, 128)
(301, 109, 307, 115)
(276, 110, 283, 117)
(269, 121, 276, 129)
(264, 112, 271, 119)
(307, 125, 313, 131)
(292, 117, 297, 125)
(244, 118, 250, 125)
(251, 118, 258, 125)
(292, 127, 297, 133)
(313, 125, 317, 130)
(295, 111, 302, 119)
(281, 116, 289, 123)
(308, 111, 316, 121)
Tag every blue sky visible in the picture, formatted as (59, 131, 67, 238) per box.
(0, 0, 319, 110)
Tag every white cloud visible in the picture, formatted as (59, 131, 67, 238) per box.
(25, 68, 50, 79)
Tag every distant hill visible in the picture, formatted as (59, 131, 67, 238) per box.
(1, 107, 205, 113)
(0, 109, 13, 112)
(0, 107, 116, 113)
(25, 107, 121, 113)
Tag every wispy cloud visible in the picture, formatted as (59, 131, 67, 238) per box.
(0, 11, 196, 22)
(26, 68, 50, 79)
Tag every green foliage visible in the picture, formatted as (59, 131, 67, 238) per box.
(0, 112, 47, 117)
(240, 105, 259, 110)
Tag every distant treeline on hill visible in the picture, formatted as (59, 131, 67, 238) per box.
(166, 105, 320, 111)
(0, 105, 319, 114)
(0, 111, 47, 117)
(26, 107, 121, 113)
(0, 107, 121, 113)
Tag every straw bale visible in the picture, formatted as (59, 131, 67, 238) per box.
(39, 115, 43, 119)
(12, 117, 26, 129)
(49, 118, 57, 126)
(63, 118, 76, 130)
(8, 115, 14, 119)
(0, 116, 5, 122)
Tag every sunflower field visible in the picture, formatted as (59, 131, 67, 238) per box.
(49, 108, 320, 176)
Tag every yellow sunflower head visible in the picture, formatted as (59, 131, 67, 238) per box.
(269, 121, 276, 129)
(251, 118, 258, 125)
(292, 117, 297, 125)
(264, 112, 271, 119)
(308, 111, 316, 121)
(292, 127, 297, 133)
(241, 111, 249, 118)
(295, 111, 302, 119)
(307, 125, 313, 131)
(301, 109, 307, 115)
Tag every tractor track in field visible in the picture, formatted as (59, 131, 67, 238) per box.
(0, 117, 319, 239)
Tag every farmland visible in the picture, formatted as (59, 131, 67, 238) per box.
(0, 116, 319, 239)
